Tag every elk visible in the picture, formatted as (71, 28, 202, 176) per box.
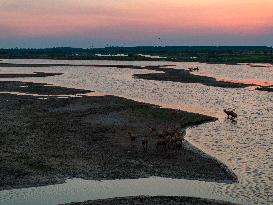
(149, 127, 157, 138)
(149, 127, 156, 134)
(193, 66, 199, 71)
(155, 138, 168, 152)
(165, 133, 173, 146)
(176, 129, 186, 142)
(175, 140, 183, 153)
(158, 131, 166, 139)
(188, 66, 199, 72)
(128, 131, 136, 147)
(149, 127, 156, 133)
(142, 136, 149, 152)
(169, 128, 186, 149)
(224, 109, 238, 120)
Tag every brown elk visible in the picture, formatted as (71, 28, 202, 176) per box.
(193, 66, 199, 71)
(224, 109, 238, 120)
(165, 134, 175, 148)
(177, 129, 186, 141)
(165, 128, 178, 148)
(188, 66, 199, 72)
(156, 139, 168, 152)
(128, 131, 136, 147)
(175, 140, 183, 153)
(169, 128, 186, 149)
(149, 127, 157, 138)
(158, 131, 167, 139)
(142, 136, 149, 152)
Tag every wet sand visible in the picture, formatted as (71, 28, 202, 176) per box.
(62, 196, 239, 205)
(0, 62, 253, 89)
(0, 79, 237, 192)
(3, 62, 272, 92)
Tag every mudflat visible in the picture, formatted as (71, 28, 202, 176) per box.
(0, 79, 237, 191)
(62, 196, 239, 205)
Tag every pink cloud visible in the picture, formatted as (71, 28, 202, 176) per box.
(0, 0, 272, 41)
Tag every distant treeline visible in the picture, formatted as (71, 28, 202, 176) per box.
(0, 46, 272, 63)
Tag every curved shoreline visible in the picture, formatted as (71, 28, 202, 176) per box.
(182, 140, 238, 183)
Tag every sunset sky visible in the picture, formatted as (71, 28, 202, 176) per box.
(0, 0, 273, 48)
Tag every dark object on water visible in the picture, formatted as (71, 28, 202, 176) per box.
(224, 109, 238, 120)
(188, 66, 199, 72)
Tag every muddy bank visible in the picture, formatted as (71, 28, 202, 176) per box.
(0, 81, 91, 95)
(256, 86, 273, 92)
(134, 67, 252, 88)
(0, 72, 63, 78)
(62, 196, 239, 205)
(0, 81, 237, 191)
(133, 65, 273, 91)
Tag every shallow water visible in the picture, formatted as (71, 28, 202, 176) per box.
(0, 177, 243, 205)
(0, 59, 272, 205)
(138, 54, 167, 59)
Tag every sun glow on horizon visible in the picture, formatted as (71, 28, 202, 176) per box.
(0, 0, 273, 47)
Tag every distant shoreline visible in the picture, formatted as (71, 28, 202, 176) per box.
(1, 46, 272, 64)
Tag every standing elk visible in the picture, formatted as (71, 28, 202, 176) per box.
(224, 109, 238, 120)
(142, 136, 149, 152)
(156, 138, 168, 152)
(175, 140, 183, 153)
(128, 131, 136, 147)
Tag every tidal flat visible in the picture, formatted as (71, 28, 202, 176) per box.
(1, 59, 272, 205)
(0, 80, 237, 192)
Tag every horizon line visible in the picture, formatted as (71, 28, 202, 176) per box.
(1, 45, 273, 50)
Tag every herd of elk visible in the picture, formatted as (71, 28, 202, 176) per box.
(129, 126, 186, 152)
(155, 127, 186, 152)
(188, 66, 199, 72)
(128, 108, 237, 153)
